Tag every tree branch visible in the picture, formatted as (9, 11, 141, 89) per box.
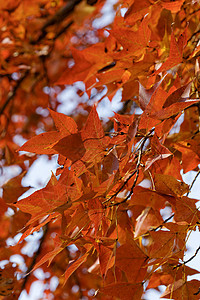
(186, 168, 200, 196)
(32, 0, 82, 44)
(0, 71, 29, 115)
(19, 225, 48, 294)
(173, 245, 200, 269)
(104, 128, 154, 207)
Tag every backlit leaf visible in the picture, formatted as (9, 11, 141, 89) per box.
(99, 282, 143, 300)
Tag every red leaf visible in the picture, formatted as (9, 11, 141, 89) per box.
(124, 0, 151, 24)
(162, 83, 191, 108)
(149, 231, 175, 258)
(150, 100, 200, 120)
(112, 16, 150, 54)
(2, 171, 29, 203)
(81, 106, 105, 141)
(96, 244, 114, 278)
(29, 235, 64, 273)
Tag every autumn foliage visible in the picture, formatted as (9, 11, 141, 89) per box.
(1, 0, 200, 299)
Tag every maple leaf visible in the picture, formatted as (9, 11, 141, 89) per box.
(116, 239, 148, 282)
(2, 172, 30, 204)
(112, 15, 151, 55)
(161, 279, 200, 299)
(149, 230, 175, 258)
(99, 282, 143, 300)
(154, 30, 187, 75)
(13, 172, 77, 227)
(134, 207, 163, 237)
(53, 132, 86, 162)
(64, 244, 93, 285)
(154, 173, 189, 197)
(1, 0, 200, 298)
(161, 0, 185, 13)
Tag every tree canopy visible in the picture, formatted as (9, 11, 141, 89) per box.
(0, 0, 200, 299)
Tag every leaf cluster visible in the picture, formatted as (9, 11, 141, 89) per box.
(0, 0, 200, 299)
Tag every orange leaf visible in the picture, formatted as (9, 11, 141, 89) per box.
(30, 235, 65, 273)
(154, 31, 186, 75)
(154, 173, 189, 197)
(18, 131, 60, 155)
(49, 109, 77, 135)
(147, 272, 173, 289)
(161, 279, 200, 299)
(53, 133, 85, 162)
(150, 100, 200, 120)
(161, 0, 185, 13)
(64, 245, 92, 285)
(98, 244, 114, 278)
(14, 173, 71, 224)
(2, 171, 29, 203)
(112, 16, 150, 54)
(124, 0, 151, 24)
(134, 207, 163, 237)
(162, 83, 191, 108)
(116, 241, 148, 282)
(99, 282, 143, 300)
(149, 231, 175, 258)
(81, 106, 105, 142)
(129, 186, 166, 210)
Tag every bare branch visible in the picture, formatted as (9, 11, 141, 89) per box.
(19, 225, 48, 294)
(0, 71, 29, 115)
(186, 168, 200, 196)
(32, 0, 82, 44)
(104, 128, 154, 207)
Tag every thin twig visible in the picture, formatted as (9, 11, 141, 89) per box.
(53, 20, 74, 40)
(173, 245, 200, 269)
(105, 129, 154, 207)
(181, 7, 200, 24)
(0, 71, 29, 115)
(184, 245, 200, 265)
(151, 213, 175, 232)
(110, 149, 142, 207)
(20, 225, 48, 293)
(31, 0, 82, 44)
(103, 169, 137, 205)
(186, 168, 200, 196)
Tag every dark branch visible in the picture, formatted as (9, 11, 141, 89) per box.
(20, 225, 48, 293)
(173, 245, 200, 269)
(104, 128, 154, 207)
(183, 245, 200, 265)
(186, 168, 200, 196)
(32, 0, 82, 44)
(53, 20, 74, 41)
(0, 71, 29, 115)
(151, 213, 175, 232)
